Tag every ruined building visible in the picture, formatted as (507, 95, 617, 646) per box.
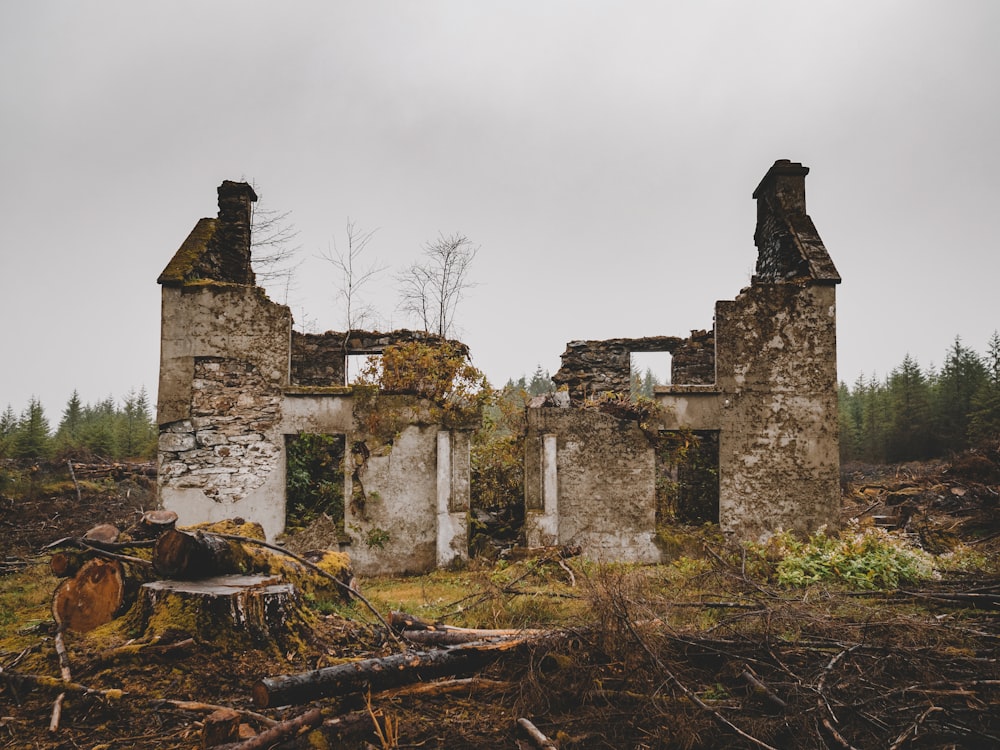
(157, 160, 841, 573)
(524, 159, 841, 558)
(157, 181, 475, 575)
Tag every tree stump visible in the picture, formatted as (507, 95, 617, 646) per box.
(52, 558, 126, 633)
(127, 575, 314, 651)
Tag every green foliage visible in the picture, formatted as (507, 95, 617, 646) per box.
(285, 433, 345, 531)
(471, 381, 527, 513)
(756, 526, 937, 590)
(655, 430, 719, 524)
(355, 340, 491, 430)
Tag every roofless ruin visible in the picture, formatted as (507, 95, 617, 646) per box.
(156, 160, 841, 574)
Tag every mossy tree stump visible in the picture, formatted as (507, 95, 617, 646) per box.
(127, 575, 315, 651)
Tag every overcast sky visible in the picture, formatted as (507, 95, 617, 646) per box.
(2, 1, 998, 421)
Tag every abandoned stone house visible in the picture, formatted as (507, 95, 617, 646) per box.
(156, 160, 840, 574)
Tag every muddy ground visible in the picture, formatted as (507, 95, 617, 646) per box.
(1, 449, 998, 749)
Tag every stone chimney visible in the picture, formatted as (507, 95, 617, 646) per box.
(751, 160, 813, 282)
(753, 158, 809, 214)
(209, 180, 258, 285)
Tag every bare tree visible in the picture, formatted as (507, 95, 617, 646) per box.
(397, 233, 478, 338)
(250, 200, 302, 304)
(319, 219, 386, 332)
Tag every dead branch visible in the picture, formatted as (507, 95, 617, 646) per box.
(253, 636, 540, 707)
(517, 717, 558, 749)
(741, 668, 787, 710)
(618, 612, 780, 750)
(212, 707, 322, 750)
(379, 677, 513, 699)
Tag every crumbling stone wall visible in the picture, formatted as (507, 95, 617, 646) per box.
(159, 357, 282, 504)
(528, 159, 841, 553)
(157, 181, 473, 573)
(524, 407, 661, 562)
(291, 329, 466, 387)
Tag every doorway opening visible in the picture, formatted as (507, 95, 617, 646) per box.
(655, 430, 719, 524)
(285, 433, 346, 533)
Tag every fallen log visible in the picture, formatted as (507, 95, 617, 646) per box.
(253, 637, 536, 708)
(390, 610, 547, 646)
(153, 529, 250, 579)
(212, 708, 323, 750)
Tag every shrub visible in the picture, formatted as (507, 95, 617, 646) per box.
(757, 526, 937, 590)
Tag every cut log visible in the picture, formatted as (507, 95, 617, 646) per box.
(52, 558, 126, 633)
(83, 524, 121, 545)
(202, 707, 241, 748)
(390, 610, 546, 646)
(126, 509, 178, 541)
(253, 637, 536, 708)
(153, 529, 250, 579)
(154, 528, 354, 602)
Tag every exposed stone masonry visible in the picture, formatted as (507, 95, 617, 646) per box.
(159, 357, 281, 504)
(291, 329, 470, 387)
(552, 333, 716, 402)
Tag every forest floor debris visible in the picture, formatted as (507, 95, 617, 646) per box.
(0, 448, 998, 748)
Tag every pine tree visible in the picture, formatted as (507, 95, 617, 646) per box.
(14, 397, 51, 459)
(969, 331, 1000, 443)
(54, 390, 84, 456)
(934, 337, 987, 452)
(885, 355, 934, 461)
(0, 404, 17, 458)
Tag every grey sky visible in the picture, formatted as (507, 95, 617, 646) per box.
(2, 1, 998, 420)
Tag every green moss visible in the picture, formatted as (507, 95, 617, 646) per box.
(157, 218, 216, 285)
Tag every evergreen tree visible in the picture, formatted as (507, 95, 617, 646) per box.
(54, 390, 84, 456)
(860, 374, 889, 462)
(527, 365, 554, 396)
(934, 337, 986, 452)
(14, 397, 51, 459)
(0, 404, 17, 458)
(969, 331, 1000, 443)
(885, 354, 935, 461)
(81, 396, 118, 458)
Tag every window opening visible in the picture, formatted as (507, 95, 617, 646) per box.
(630, 351, 671, 400)
(346, 353, 381, 384)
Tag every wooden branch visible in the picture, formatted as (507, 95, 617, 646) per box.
(517, 717, 558, 749)
(740, 668, 787, 710)
(379, 677, 513, 699)
(618, 613, 779, 750)
(391, 610, 547, 646)
(211, 708, 322, 750)
(253, 637, 537, 707)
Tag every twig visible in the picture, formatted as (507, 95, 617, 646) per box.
(212, 707, 323, 750)
(815, 645, 861, 750)
(618, 614, 779, 750)
(49, 627, 72, 732)
(887, 705, 943, 750)
(741, 668, 787, 710)
(557, 558, 576, 587)
(66, 461, 82, 504)
(517, 717, 558, 749)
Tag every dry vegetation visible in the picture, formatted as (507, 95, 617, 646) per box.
(1, 448, 998, 749)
